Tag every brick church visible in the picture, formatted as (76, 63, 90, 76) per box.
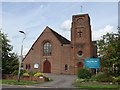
(23, 14, 97, 74)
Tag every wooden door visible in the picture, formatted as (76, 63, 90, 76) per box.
(43, 60, 51, 73)
(77, 62, 83, 68)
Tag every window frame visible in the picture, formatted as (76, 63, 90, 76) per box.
(43, 41, 52, 56)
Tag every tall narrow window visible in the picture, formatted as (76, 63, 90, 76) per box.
(26, 64, 30, 69)
(65, 64, 68, 71)
(28, 64, 30, 69)
(26, 64, 28, 69)
(43, 42, 52, 56)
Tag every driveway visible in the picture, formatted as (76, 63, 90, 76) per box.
(2, 73, 77, 88)
(35, 73, 77, 88)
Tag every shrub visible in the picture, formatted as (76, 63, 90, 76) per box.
(95, 73, 112, 82)
(77, 68, 92, 79)
(112, 76, 118, 84)
(112, 76, 120, 84)
(12, 70, 26, 76)
(23, 73, 30, 77)
(117, 76, 120, 82)
(45, 77, 52, 81)
(89, 75, 97, 81)
(29, 71, 36, 76)
(76, 78, 85, 83)
(12, 70, 18, 76)
(21, 70, 27, 75)
(117, 76, 120, 85)
(34, 72, 44, 77)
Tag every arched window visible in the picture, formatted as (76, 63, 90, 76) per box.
(77, 18, 84, 27)
(26, 64, 28, 69)
(65, 64, 68, 71)
(28, 64, 30, 69)
(26, 64, 31, 69)
(43, 42, 52, 56)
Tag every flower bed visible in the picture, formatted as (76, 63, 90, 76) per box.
(2, 74, 45, 82)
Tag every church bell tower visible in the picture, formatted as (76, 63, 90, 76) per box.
(71, 14, 92, 73)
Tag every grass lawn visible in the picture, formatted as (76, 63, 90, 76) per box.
(0, 80, 40, 85)
(74, 82, 120, 89)
(75, 84, 119, 89)
(0, 80, 2, 84)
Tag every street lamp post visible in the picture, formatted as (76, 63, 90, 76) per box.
(18, 31, 26, 82)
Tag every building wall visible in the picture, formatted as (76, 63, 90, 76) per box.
(92, 41, 97, 57)
(23, 27, 71, 74)
(61, 44, 71, 74)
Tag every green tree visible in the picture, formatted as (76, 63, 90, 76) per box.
(1, 31, 19, 74)
(0, 30, 2, 76)
(97, 29, 120, 76)
(115, 27, 120, 76)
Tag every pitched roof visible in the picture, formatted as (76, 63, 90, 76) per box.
(23, 26, 70, 61)
(47, 26, 70, 44)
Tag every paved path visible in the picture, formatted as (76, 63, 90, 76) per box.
(2, 73, 77, 88)
(35, 73, 77, 88)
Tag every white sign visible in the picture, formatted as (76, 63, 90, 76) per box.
(34, 63, 39, 69)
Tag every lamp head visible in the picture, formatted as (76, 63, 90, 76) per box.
(19, 31, 25, 34)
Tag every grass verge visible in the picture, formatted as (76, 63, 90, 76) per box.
(0, 80, 2, 84)
(0, 80, 40, 85)
(74, 83, 120, 89)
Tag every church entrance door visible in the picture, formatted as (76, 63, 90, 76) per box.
(43, 60, 51, 73)
(77, 62, 83, 68)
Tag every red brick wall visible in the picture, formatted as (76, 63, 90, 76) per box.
(23, 27, 70, 74)
(71, 14, 94, 74)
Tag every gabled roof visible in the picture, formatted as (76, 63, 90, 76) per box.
(23, 26, 70, 61)
(47, 26, 70, 44)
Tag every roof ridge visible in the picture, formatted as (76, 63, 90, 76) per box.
(46, 26, 70, 44)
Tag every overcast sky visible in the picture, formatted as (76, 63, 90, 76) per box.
(118, 1, 120, 27)
(1, 1, 119, 56)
